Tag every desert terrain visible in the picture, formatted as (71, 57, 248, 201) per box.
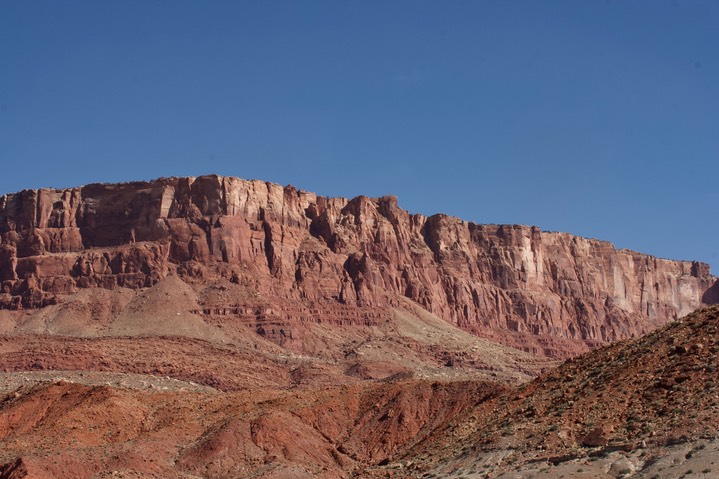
(0, 175, 717, 478)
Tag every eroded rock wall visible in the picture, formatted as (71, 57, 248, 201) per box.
(1, 175, 715, 356)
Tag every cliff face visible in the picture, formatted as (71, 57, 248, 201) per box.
(0, 175, 715, 356)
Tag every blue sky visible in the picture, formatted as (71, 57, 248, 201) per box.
(1, 1, 717, 266)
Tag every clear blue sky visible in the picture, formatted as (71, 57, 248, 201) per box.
(1, 1, 717, 266)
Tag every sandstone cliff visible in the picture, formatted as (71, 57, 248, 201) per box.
(0, 175, 715, 356)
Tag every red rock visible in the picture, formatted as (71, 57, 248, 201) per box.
(581, 426, 611, 447)
(0, 175, 716, 357)
(0, 458, 54, 479)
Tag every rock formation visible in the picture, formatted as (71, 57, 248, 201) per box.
(0, 175, 715, 356)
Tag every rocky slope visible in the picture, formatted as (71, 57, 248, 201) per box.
(399, 305, 719, 478)
(0, 374, 505, 479)
(1, 175, 716, 356)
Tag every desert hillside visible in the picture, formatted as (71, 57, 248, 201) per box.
(402, 305, 719, 479)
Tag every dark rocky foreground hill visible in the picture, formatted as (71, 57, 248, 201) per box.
(396, 305, 719, 479)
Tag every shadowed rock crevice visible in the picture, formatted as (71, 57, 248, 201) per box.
(702, 279, 719, 305)
(261, 221, 278, 276)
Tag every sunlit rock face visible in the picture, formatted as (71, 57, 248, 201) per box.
(1, 174, 715, 357)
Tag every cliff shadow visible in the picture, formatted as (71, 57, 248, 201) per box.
(702, 279, 719, 305)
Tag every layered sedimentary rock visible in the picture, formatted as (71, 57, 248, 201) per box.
(0, 175, 715, 356)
